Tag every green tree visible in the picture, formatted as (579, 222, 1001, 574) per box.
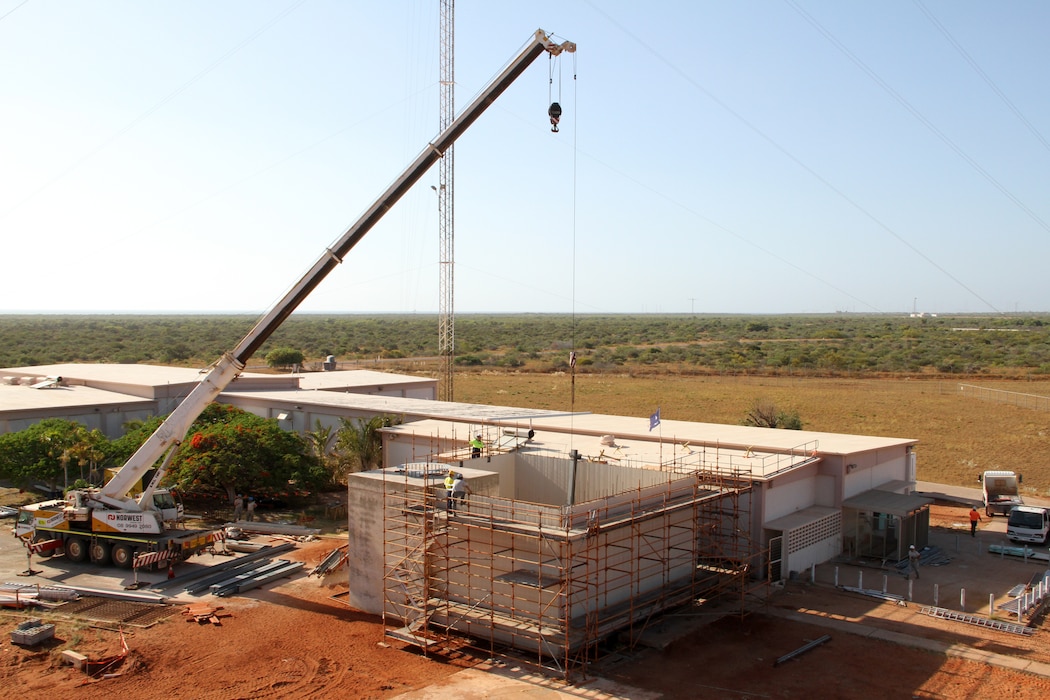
(0, 418, 107, 493)
(265, 347, 305, 370)
(162, 404, 322, 502)
(332, 414, 401, 481)
(106, 416, 165, 466)
(63, 425, 108, 486)
(305, 420, 338, 487)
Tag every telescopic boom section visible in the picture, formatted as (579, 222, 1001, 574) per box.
(100, 30, 576, 511)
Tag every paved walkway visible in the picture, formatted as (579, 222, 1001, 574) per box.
(766, 606, 1050, 680)
(391, 664, 657, 699)
(916, 481, 1050, 508)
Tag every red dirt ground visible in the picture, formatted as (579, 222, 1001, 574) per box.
(607, 612, 1050, 699)
(3, 513, 1050, 699)
(1, 540, 466, 699)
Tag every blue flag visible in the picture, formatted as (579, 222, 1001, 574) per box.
(649, 407, 661, 431)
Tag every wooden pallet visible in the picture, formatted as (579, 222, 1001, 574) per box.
(183, 603, 232, 626)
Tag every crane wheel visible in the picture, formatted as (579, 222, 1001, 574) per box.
(89, 540, 112, 565)
(112, 543, 134, 569)
(33, 534, 56, 558)
(65, 537, 89, 563)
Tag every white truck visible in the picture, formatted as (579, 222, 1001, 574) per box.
(14, 29, 575, 569)
(1007, 505, 1050, 545)
(978, 470, 1023, 517)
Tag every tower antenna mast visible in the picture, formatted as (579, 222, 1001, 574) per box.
(437, 0, 455, 401)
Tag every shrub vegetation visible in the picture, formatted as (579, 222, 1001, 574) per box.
(2, 313, 1050, 377)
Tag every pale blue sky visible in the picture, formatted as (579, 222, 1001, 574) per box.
(1, 1, 1047, 315)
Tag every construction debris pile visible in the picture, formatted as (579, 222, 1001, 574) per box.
(310, 544, 348, 577)
(997, 569, 1050, 623)
(1, 582, 80, 609)
(183, 602, 231, 626)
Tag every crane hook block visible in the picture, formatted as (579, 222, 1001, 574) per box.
(548, 102, 562, 133)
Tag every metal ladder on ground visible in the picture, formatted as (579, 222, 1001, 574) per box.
(918, 605, 1035, 635)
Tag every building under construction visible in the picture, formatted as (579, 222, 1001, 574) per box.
(348, 427, 759, 675)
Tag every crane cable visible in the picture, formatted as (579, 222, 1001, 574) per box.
(548, 50, 564, 132)
(567, 52, 579, 447)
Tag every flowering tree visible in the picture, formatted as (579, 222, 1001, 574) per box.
(164, 404, 322, 502)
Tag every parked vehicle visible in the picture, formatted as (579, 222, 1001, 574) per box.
(1006, 505, 1050, 545)
(978, 470, 1023, 517)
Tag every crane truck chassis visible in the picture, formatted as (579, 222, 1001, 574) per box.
(14, 29, 575, 569)
(16, 499, 223, 569)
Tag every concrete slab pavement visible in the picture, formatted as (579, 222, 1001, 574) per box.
(390, 664, 660, 700)
(767, 606, 1050, 680)
(916, 481, 1050, 508)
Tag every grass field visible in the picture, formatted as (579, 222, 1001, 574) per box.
(453, 372, 1050, 495)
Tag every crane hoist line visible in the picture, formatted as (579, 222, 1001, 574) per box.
(14, 29, 576, 570)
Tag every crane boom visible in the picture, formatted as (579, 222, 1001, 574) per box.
(100, 29, 576, 511)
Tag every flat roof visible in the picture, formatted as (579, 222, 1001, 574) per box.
(221, 388, 575, 422)
(843, 488, 933, 517)
(385, 418, 816, 478)
(296, 369, 435, 391)
(1, 364, 431, 399)
(0, 383, 153, 412)
(3, 363, 209, 387)
(518, 413, 915, 456)
(3, 364, 917, 471)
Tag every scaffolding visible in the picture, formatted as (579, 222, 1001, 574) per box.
(380, 461, 757, 677)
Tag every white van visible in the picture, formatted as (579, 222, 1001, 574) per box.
(1006, 506, 1050, 544)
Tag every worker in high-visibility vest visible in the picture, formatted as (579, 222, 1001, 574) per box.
(470, 434, 484, 459)
(444, 470, 456, 511)
(969, 506, 983, 537)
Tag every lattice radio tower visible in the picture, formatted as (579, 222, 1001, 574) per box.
(437, 0, 455, 401)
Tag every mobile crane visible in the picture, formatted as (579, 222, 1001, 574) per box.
(15, 29, 576, 569)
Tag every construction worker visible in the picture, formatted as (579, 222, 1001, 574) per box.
(444, 470, 456, 511)
(450, 472, 472, 513)
(233, 494, 244, 521)
(908, 544, 920, 579)
(969, 506, 983, 537)
(470, 434, 484, 459)
(246, 497, 257, 522)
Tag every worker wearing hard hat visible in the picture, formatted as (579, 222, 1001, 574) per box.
(470, 434, 484, 459)
(444, 470, 456, 511)
(450, 472, 472, 514)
